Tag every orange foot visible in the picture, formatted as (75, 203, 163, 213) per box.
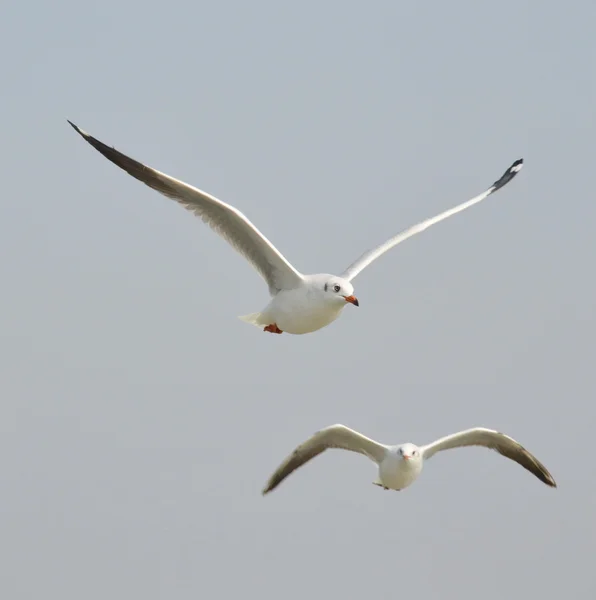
(264, 323, 283, 334)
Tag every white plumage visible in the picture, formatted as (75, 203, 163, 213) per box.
(68, 121, 523, 335)
(262, 424, 556, 494)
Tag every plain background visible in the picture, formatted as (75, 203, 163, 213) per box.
(1, 0, 595, 598)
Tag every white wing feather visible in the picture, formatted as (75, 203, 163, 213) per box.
(340, 159, 524, 281)
(68, 121, 304, 295)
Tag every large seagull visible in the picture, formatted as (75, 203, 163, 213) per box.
(69, 121, 523, 335)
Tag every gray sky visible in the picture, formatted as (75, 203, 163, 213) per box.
(1, 0, 595, 597)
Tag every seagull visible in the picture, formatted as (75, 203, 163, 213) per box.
(68, 120, 523, 335)
(262, 424, 556, 494)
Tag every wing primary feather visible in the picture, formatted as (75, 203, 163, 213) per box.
(489, 158, 524, 192)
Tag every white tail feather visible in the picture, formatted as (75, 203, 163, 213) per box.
(238, 312, 268, 327)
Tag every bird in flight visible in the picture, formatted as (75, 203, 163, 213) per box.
(262, 424, 556, 495)
(68, 121, 523, 335)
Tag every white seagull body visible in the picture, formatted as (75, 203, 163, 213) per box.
(68, 121, 523, 335)
(262, 425, 557, 494)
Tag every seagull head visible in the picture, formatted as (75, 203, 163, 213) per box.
(398, 444, 421, 463)
(320, 276, 359, 307)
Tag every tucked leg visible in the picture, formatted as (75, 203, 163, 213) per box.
(373, 482, 390, 490)
(264, 324, 283, 334)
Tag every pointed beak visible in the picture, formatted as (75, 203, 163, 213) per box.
(343, 295, 359, 307)
(402, 455, 411, 461)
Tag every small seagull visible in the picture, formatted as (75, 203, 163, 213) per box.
(68, 120, 523, 335)
(262, 424, 556, 494)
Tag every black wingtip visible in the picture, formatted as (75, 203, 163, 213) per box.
(67, 120, 87, 138)
(545, 471, 557, 488)
(491, 158, 524, 191)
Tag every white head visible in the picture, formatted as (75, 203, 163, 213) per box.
(398, 443, 422, 464)
(315, 275, 359, 307)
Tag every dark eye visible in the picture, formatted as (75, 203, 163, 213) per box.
(333, 285, 341, 293)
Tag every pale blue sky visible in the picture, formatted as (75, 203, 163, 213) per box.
(1, 0, 595, 598)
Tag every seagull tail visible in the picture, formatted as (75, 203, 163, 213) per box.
(238, 312, 269, 328)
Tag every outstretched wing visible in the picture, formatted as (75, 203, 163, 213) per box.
(262, 424, 388, 495)
(68, 121, 304, 295)
(340, 159, 524, 281)
(421, 427, 556, 488)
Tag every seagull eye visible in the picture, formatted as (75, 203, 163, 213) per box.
(333, 285, 341, 293)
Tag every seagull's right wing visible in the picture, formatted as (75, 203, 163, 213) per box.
(68, 121, 304, 295)
(262, 424, 388, 495)
(340, 159, 524, 282)
(421, 427, 556, 488)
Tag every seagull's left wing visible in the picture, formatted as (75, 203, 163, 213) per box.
(421, 427, 556, 488)
(340, 159, 523, 282)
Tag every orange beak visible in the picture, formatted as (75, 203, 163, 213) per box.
(343, 295, 359, 307)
